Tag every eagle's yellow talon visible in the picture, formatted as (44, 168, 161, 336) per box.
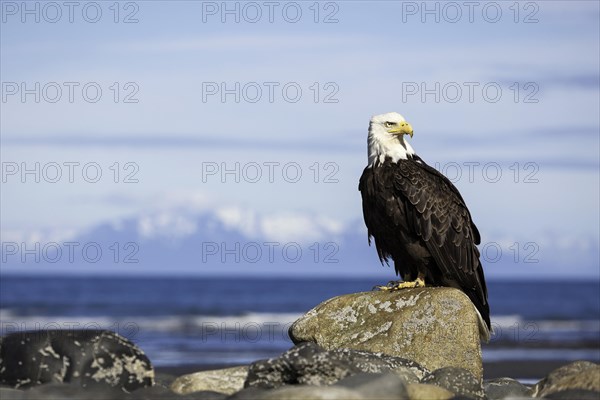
(398, 276, 426, 288)
(375, 274, 425, 291)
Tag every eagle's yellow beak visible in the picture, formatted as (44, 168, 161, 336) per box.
(389, 122, 413, 138)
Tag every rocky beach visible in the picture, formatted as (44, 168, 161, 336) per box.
(1, 287, 599, 399)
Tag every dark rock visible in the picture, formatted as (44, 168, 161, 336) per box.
(533, 361, 600, 397)
(24, 383, 226, 400)
(24, 383, 129, 399)
(131, 386, 227, 399)
(245, 342, 428, 389)
(329, 347, 428, 380)
(545, 389, 600, 399)
(334, 372, 390, 388)
(261, 385, 364, 399)
(0, 387, 26, 400)
(334, 372, 408, 399)
(484, 377, 531, 399)
(290, 288, 485, 379)
(154, 372, 178, 388)
(226, 386, 269, 400)
(391, 367, 421, 384)
(422, 367, 485, 399)
(0, 330, 154, 392)
(126, 385, 175, 399)
(244, 356, 295, 389)
(180, 392, 228, 400)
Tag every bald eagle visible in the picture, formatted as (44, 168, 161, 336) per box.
(358, 112, 491, 340)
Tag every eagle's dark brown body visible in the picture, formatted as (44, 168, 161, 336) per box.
(359, 155, 491, 329)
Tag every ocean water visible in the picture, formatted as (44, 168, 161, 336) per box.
(0, 276, 598, 368)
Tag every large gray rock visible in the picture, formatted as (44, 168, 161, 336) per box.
(533, 361, 600, 398)
(0, 330, 154, 392)
(289, 288, 483, 379)
(245, 342, 428, 389)
(171, 366, 248, 395)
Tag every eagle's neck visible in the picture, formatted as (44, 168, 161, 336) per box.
(367, 130, 415, 167)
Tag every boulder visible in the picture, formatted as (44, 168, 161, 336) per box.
(390, 367, 421, 384)
(22, 383, 129, 399)
(0, 387, 26, 400)
(421, 367, 485, 399)
(406, 383, 454, 400)
(260, 385, 364, 399)
(0, 330, 154, 392)
(544, 389, 600, 399)
(289, 288, 483, 379)
(334, 372, 409, 399)
(533, 361, 600, 398)
(171, 366, 248, 395)
(484, 377, 532, 399)
(226, 386, 268, 400)
(244, 342, 428, 389)
(132, 386, 226, 399)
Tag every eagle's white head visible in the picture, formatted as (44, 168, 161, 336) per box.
(367, 112, 415, 167)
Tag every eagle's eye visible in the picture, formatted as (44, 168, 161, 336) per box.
(384, 122, 393, 128)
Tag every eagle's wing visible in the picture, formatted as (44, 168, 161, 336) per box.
(394, 156, 490, 328)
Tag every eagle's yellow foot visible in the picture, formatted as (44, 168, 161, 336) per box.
(373, 275, 426, 291)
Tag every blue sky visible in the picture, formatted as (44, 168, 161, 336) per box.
(1, 1, 599, 278)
